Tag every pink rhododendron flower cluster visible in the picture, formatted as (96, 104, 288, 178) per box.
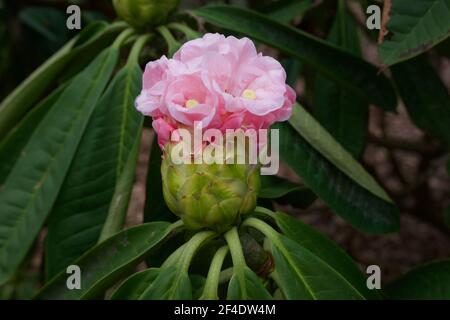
(136, 33, 296, 148)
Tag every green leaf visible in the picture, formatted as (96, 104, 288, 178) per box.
(98, 125, 143, 242)
(263, 0, 311, 23)
(0, 21, 122, 139)
(0, 84, 66, 183)
(274, 104, 399, 234)
(0, 45, 119, 286)
(227, 266, 272, 300)
(270, 211, 379, 299)
(144, 136, 175, 222)
(139, 231, 215, 300)
(391, 55, 450, 146)
(200, 245, 228, 300)
(244, 217, 366, 300)
(314, 3, 368, 157)
(259, 175, 316, 209)
(379, 0, 450, 66)
(282, 58, 302, 88)
(259, 175, 305, 198)
(19, 6, 68, 43)
(194, 5, 397, 111)
(111, 268, 160, 300)
(271, 236, 364, 299)
(35, 222, 175, 299)
(45, 43, 144, 278)
(224, 227, 271, 300)
(385, 260, 450, 299)
(139, 266, 192, 300)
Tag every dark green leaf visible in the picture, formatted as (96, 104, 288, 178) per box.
(19, 6, 68, 43)
(0, 84, 66, 183)
(194, 5, 397, 111)
(272, 211, 379, 299)
(259, 175, 316, 209)
(314, 4, 368, 157)
(227, 266, 272, 300)
(259, 175, 304, 198)
(379, 0, 450, 66)
(36, 222, 175, 299)
(139, 231, 214, 300)
(391, 55, 450, 146)
(271, 235, 365, 299)
(244, 217, 366, 299)
(274, 105, 399, 234)
(99, 125, 143, 242)
(0, 21, 122, 139)
(282, 58, 302, 88)
(45, 51, 143, 279)
(111, 268, 160, 300)
(139, 266, 192, 300)
(144, 136, 175, 222)
(263, 0, 311, 23)
(385, 260, 450, 299)
(0, 45, 119, 286)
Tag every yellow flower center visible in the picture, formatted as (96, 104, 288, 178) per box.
(185, 99, 199, 108)
(242, 89, 256, 100)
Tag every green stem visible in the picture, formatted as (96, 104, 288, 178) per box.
(200, 245, 229, 300)
(170, 219, 184, 231)
(112, 28, 135, 49)
(127, 34, 152, 65)
(167, 22, 201, 40)
(254, 206, 276, 219)
(218, 267, 234, 284)
(108, 20, 129, 31)
(224, 227, 246, 269)
(157, 25, 181, 57)
(163, 231, 215, 272)
(242, 217, 279, 242)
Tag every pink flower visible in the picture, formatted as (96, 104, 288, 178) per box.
(136, 33, 296, 147)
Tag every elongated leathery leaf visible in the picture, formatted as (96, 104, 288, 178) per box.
(0, 84, 66, 183)
(144, 135, 175, 222)
(98, 123, 143, 242)
(0, 42, 121, 286)
(0, 21, 125, 139)
(139, 231, 215, 300)
(111, 268, 160, 300)
(391, 55, 450, 146)
(314, 1, 368, 157)
(265, 210, 379, 299)
(385, 260, 450, 299)
(45, 36, 144, 279)
(195, 5, 397, 111)
(276, 104, 399, 234)
(379, 0, 450, 66)
(36, 222, 175, 299)
(259, 175, 316, 209)
(244, 218, 366, 300)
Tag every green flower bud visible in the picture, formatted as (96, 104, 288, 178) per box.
(161, 143, 260, 232)
(113, 0, 180, 28)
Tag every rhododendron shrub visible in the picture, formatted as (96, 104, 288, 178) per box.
(0, 0, 449, 302)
